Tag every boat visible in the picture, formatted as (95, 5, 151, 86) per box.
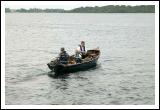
(47, 48, 100, 75)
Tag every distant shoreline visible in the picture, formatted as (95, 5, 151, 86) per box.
(7, 12, 154, 14)
(5, 5, 155, 13)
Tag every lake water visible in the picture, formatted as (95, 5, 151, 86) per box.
(5, 13, 155, 105)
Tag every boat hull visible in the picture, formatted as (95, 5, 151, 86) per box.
(47, 57, 98, 74)
(47, 49, 100, 75)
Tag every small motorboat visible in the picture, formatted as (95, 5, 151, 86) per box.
(47, 48, 100, 75)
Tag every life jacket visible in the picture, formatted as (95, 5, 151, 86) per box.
(59, 51, 69, 62)
(79, 45, 85, 52)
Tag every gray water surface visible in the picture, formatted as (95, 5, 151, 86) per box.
(5, 13, 155, 105)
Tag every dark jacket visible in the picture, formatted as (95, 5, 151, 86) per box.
(59, 51, 69, 64)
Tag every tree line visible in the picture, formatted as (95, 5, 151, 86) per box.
(5, 5, 155, 13)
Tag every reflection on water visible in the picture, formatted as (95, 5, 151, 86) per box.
(48, 71, 70, 79)
(5, 13, 155, 105)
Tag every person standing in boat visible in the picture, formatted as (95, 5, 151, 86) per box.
(58, 47, 69, 64)
(76, 41, 86, 59)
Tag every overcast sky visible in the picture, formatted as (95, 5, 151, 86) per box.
(4, 1, 155, 10)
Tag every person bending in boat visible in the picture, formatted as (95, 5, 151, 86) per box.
(58, 47, 69, 64)
(75, 49, 82, 63)
(76, 41, 86, 59)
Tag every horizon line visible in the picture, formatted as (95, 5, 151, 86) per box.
(5, 5, 154, 10)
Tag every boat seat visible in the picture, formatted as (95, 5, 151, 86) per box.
(88, 53, 96, 58)
(68, 56, 76, 64)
